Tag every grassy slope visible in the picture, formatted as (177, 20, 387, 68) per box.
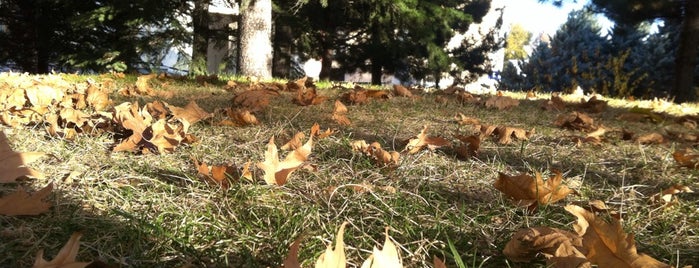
(1, 75, 698, 267)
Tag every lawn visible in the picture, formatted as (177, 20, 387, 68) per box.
(0, 73, 697, 267)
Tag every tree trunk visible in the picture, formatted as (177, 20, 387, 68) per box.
(674, 0, 699, 103)
(191, 0, 210, 75)
(371, 58, 382, 85)
(319, 48, 333, 80)
(239, 0, 272, 78)
(272, 24, 292, 78)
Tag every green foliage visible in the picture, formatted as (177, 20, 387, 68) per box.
(504, 24, 532, 61)
(0, 0, 189, 73)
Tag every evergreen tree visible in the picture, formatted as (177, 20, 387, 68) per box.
(0, 0, 188, 73)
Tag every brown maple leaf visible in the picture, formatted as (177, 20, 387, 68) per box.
(166, 100, 212, 131)
(293, 87, 327, 106)
(86, 84, 112, 111)
(332, 100, 351, 126)
(565, 205, 672, 267)
(232, 89, 279, 112)
(672, 149, 699, 169)
(0, 130, 46, 183)
(494, 170, 574, 210)
(281, 132, 306, 151)
(341, 89, 369, 105)
(0, 183, 53, 216)
(217, 108, 259, 127)
(503, 227, 589, 268)
(454, 134, 480, 159)
(454, 113, 480, 125)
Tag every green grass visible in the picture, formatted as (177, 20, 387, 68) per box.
(1, 74, 698, 267)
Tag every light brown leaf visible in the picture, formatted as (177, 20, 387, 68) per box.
(565, 205, 672, 268)
(316, 222, 347, 268)
(554, 112, 596, 132)
(0, 130, 46, 183)
(503, 227, 589, 268)
(494, 170, 574, 210)
(232, 89, 279, 112)
(650, 184, 693, 205)
(433, 256, 447, 268)
(33, 232, 91, 268)
(257, 133, 313, 186)
(495, 126, 532, 145)
(333, 99, 348, 114)
(281, 237, 302, 268)
(281, 132, 306, 151)
(455, 134, 480, 158)
(405, 125, 451, 154)
(454, 113, 480, 125)
(672, 149, 699, 169)
(0, 183, 53, 216)
(361, 227, 402, 268)
(86, 84, 112, 111)
(166, 100, 212, 131)
(392, 84, 413, 97)
(484, 95, 519, 110)
(634, 132, 665, 144)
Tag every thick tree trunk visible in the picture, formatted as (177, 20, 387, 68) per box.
(191, 0, 210, 75)
(272, 24, 292, 78)
(674, 0, 699, 103)
(319, 48, 333, 80)
(239, 0, 272, 78)
(371, 58, 382, 85)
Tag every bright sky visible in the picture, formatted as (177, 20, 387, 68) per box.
(502, 0, 614, 36)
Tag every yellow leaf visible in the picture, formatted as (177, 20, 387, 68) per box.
(316, 222, 347, 268)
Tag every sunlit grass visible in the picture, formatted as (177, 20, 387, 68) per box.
(0, 74, 697, 267)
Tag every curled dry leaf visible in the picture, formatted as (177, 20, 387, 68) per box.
(454, 113, 480, 125)
(218, 108, 259, 127)
(503, 227, 589, 268)
(281, 132, 306, 151)
(192, 157, 238, 189)
(0, 130, 46, 183)
(341, 90, 369, 105)
(576, 95, 607, 113)
(672, 149, 699, 169)
(554, 112, 597, 132)
(634, 132, 666, 144)
(310, 123, 334, 139)
(484, 95, 519, 110)
(564, 205, 672, 268)
(650, 184, 693, 205)
(33, 232, 92, 268)
(316, 222, 348, 268)
(405, 125, 451, 154)
(361, 227, 402, 268)
(494, 170, 574, 210)
(542, 94, 567, 111)
(293, 87, 327, 106)
(480, 125, 533, 145)
(0, 182, 53, 216)
(166, 100, 212, 131)
(332, 100, 351, 126)
(454, 134, 480, 159)
(232, 89, 279, 112)
(392, 84, 412, 97)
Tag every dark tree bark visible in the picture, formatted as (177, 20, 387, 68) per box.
(674, 0, 699, 102)
(319, 48, 333, 80)
(371, 59, 382, 85)
(239, 0, 272, 78)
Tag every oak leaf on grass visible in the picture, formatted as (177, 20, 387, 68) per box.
(564, 205, 672, 268)
(166, 100, 212, 132)
(494, 170, 574, 210)
(0, 182, 53, 216)
(0, 132, 46, 183)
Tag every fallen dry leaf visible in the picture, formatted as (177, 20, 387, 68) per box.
(494, 170, 574, 210)
(634, 132, 665, 145)
(293, 87, 327, 106)
(257, 133, 313, 185)
(454, 113, 480, 125)
(565, 205, 671, 268)
(232, 89, 279, 112)
(332, 100, 351, 126)
(503, 227, 589, 268)
(405, 126, 451, 154)
(33, 232, 92, 268)
(554, 112, 597, 132)
(392, 84, 412, 97)
(166, 100, 212, 131)
(0, 183, 53, 216)
(361, 227, 402, 268)
(542, 94, 567, 111)
(484, 95, 519, 110)
(454, 134, 480, 159)
(316, 222, 348, 268)
(281, 237, 303, 268)
(433, 256, 447, 268)
(281, 132, 306, 151)
(0, 130, 46, 183)
(672, 149, 699, 169)
(650, 184, 693, 205)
